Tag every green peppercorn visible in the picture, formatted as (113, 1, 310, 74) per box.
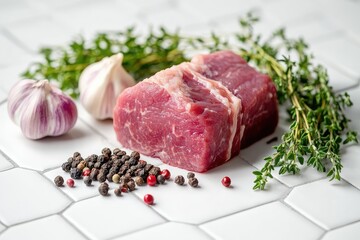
(114, 188, 122, 197)
(187, 172, 195, 179)
(112, 174, 120, 183)
(134, 176, 145, 186)
(54, 176, 64, 187)
(83, 176, 92, 186)
(98, 183, 109, 196)
(175, 175, 185, 185)
(188, 177, 198, 187)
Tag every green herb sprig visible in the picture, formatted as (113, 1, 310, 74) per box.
(22, 13, 357, 189)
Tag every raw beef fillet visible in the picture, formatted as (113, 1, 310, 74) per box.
(114, 63, 241, 172)
(192, 51, 278, 148)
(113, 51, 278, 172)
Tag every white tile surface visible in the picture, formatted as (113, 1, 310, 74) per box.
(201, 201, 323, 240)
(0, 33, 31, 67)
(63, 195, 165, 240)
(285, 179, 360, 230)
(0, 168, 70, 226)
(0, 153, 12, 171)
(0, 215, 86, 240)
(0, 0, 41, 26)
(0, 89, 6, 102)
(0, 104, 113, 171)
(116, 222, 211, 240)
(0, 61, 34, 93)
(133, 157, 288, 224)
(6, 15, 77, 52)
(341, 146, 360, 189)
(322, 221, 360, 240)
(241, 126, 326, 187)
(312, 36, 360, 78)
(347, 87, 360, 133)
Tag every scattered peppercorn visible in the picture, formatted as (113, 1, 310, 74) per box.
(134, 176, 145, 186)
(97, 172, 106, 183)
(221, 176, 231, 187)
(112, 174, 120, 183)
(54, 175, 64, 187)
(66, 178, 75, 187)
(147, 175, 157, 186)
(70, 168, 82, 179)
(188, 177, 198, 188)
(130, 151, 141, 160)
(143, 194, 154, 205)
(98, 183, 109, 196)
(157, 174, 165, 184)
(83, 176, 92, 186)
(187, 172, 195, 179)
(61, 162, 71, 172)
(82, 168, 91, 177)
(161, 169, 171, 180)
(127, 180, 136, 191)
(114, 188, 122, 196)
(175, 175, 185, 186)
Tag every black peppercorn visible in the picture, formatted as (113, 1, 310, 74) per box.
(157, 174, 165, 184)
(54, 176, 64, 187)
(97, 172, 106, 183)
(137, 160, 147, 169)
(106, 172, 115, 182)
(71, 159, 80, 168)
(149, 166, 161, 176)
(144, 164, 153, 173)
(113, 148, 121, 156)
(121, 155, 130, 161)
(102, 147, 112, 158)
(90, 168, 99, 181)
(128, 157, 138, 166)
(187, 172, 195, 179)
(114, 188, 122, 196)
(70, 168, 82, 179)
(120, 175, 131, 184)
(98, 183, 109, 196)
(134, 176, 145, 186)
(127, 180, 136, 191)
(94, 162, 101, 169)
(61, 162, 71, 172)
(130, 151, 141, 160)
(73, 152, 81, 159)
(188, 177, 198, 187)
(175, 175, 185, 185)
(97, 155, 107, 164)
(87, 162, 94, 169)
(83, 176, 92, 186)
(67, 157, 74, 163)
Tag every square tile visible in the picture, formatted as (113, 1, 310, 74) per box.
(0, 103, 113, 171)
(285, 179, 360, 229)
(63, 195, 165, 240)
(201, 201, 323, 240)
(322, 221, 360, 240)
(133, 157, 288, 224)
(0, 153, 13, 172)
(0, 215, 86, 240)
(0, 168, 70, 226)
(115, 222, 210, 240)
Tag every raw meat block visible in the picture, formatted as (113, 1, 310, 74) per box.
(191, 50, 278, 148)
(113, 63, 241, 172)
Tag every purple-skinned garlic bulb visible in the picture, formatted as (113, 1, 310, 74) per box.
(7, 79, 78, 139)
(79, 53, 136, 120)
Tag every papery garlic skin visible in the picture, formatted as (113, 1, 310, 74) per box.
(79, 53, 136, 120)
(8, 79, 78, 140)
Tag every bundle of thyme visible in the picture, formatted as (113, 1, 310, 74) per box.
(23, 13, 357, 189)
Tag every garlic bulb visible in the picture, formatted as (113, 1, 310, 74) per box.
(7, 79, 78, 139)
(79, 53, 136, 120)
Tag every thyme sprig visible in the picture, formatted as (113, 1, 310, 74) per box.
(22, 13, 357, 189)
(236, 13, 358, 189)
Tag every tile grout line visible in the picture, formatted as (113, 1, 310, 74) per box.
(1, 27, 34, 55)
(58, 214, 91, 240)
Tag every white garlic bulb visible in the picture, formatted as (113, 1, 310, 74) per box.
(79, 53, 136, 120)
(7, 79, 78, 140)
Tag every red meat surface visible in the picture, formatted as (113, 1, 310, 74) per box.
(113, 51, 278, 172)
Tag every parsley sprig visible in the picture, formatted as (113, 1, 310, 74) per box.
(22, 13, 357, 189)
